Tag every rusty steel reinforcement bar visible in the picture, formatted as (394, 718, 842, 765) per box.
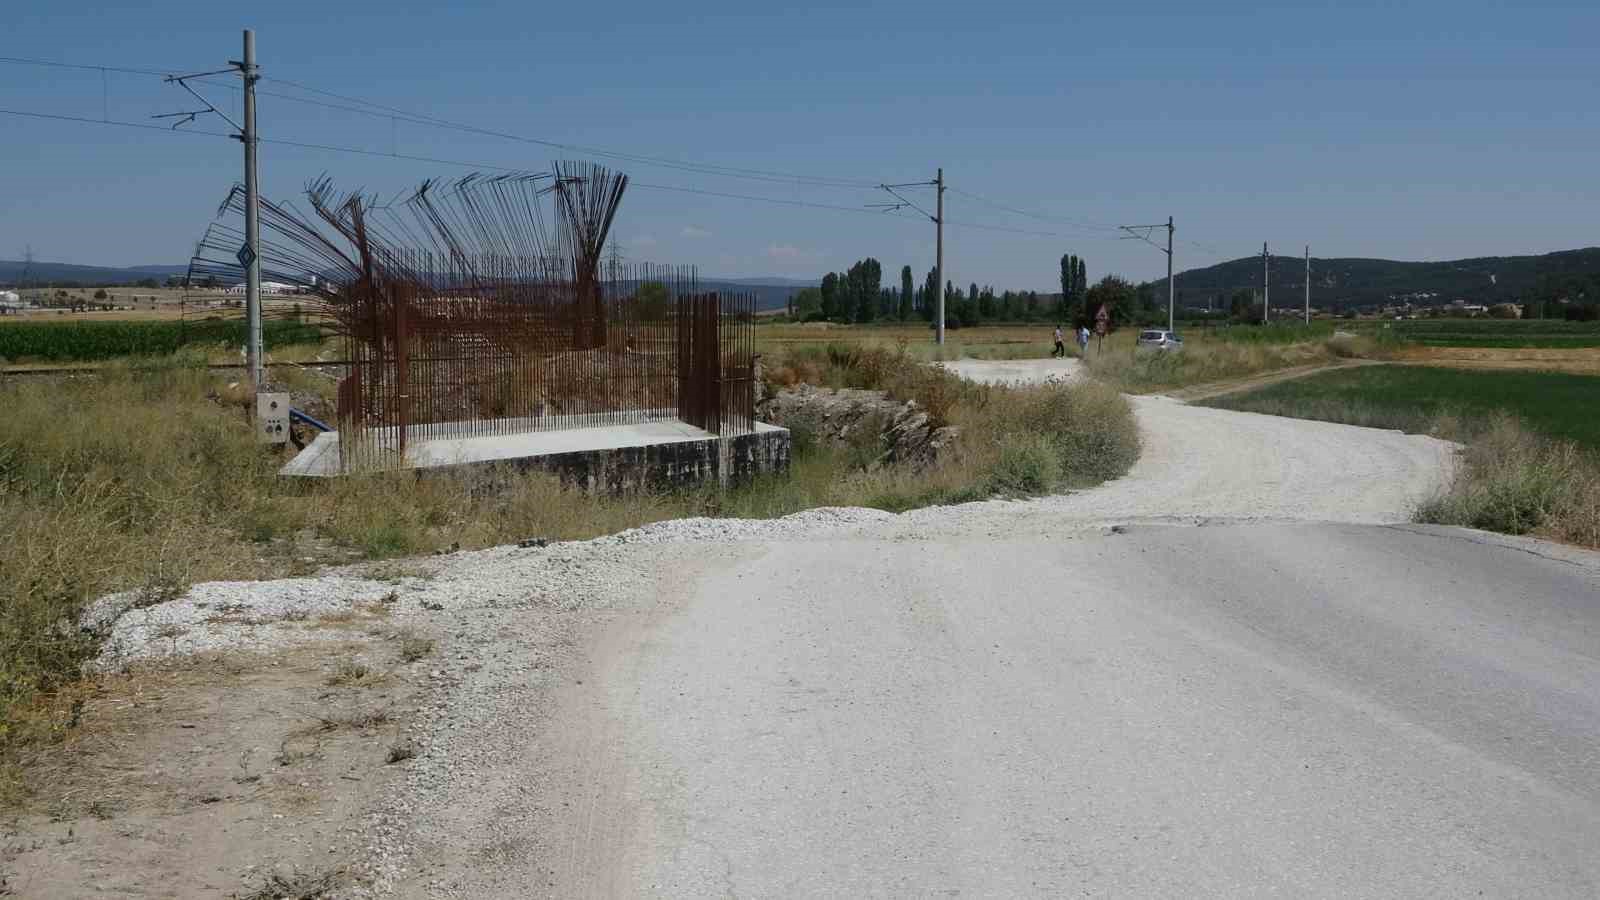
(189, 163, 758, 471)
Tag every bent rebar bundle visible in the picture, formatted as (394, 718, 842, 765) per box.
(190, 163, 756, 471)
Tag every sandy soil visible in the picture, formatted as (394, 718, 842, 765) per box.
(3, 639, 431, 899)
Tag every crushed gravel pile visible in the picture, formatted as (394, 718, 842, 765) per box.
(91, 506, 895, 669)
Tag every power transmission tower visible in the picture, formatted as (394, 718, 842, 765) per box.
(18, 245, 36, 303)
(1118, 217, 1175, 331)
(1262, 242, 1270, 324)
(1304, 245, 1310, 325)
(873, 171, 944, 344)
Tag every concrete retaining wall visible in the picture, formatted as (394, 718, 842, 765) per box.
(421, 425, 791, 494)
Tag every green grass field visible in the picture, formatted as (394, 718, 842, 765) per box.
(1202, 365, 1600, 450)
(0, 318, 323, 362)
(1358, 319, 1600, 348)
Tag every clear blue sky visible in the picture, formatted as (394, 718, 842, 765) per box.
(2, 0, 1595, 290)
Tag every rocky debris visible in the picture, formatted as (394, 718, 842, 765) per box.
(759, 383, 959, 468)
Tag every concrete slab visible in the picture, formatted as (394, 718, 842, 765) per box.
(281, 418, 789, 486)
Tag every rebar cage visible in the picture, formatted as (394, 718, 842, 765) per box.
(189, 163, 758, 471)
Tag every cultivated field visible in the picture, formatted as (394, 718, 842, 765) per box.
(1359, 318, 1600, 348)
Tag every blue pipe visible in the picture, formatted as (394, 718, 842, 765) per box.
(289, 407, 332, 432)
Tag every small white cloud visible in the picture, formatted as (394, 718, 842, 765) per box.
(680, 225, 711, 238)
(763, 243, 820, 261)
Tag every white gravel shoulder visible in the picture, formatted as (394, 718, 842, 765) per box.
(90, 506, 896, 669)
(938, 356, 1081, 385)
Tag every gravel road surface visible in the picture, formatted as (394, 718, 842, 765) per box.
(542, 524, 1600, 898)
(87, 359, 1599, 897)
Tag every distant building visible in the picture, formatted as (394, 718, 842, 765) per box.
(0, 290, 24, 313)
(225, 281, 300, 296)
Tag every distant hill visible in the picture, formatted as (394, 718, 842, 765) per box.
(0, 259, 806, 311)
(0, 260, 189, 286)
(1143, 247, 1600, 310)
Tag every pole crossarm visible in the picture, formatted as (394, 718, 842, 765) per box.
(157, 69, 244, 133)
(1118, 224, 1170, 255)
(878, 184, 936, 222)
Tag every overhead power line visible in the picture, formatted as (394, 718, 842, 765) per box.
(946, 186, 1121, 233)
(260, 74, 883, 190)
(0, 53, 884, 190)
(0, 55, 178, 77)
(2, 52, 1205, 251)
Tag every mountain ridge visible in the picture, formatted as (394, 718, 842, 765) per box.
(1141, 247, 1600, 309)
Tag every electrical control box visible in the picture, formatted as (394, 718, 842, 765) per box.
(257, 392, 290, 444)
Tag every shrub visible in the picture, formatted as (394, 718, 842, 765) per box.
(1417, 415, 1598, 545)
(986, 435, 1063, 494)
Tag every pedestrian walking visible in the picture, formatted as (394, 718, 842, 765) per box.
(1053, 325, 1066, 358)
(1077, 324, 1090, 354)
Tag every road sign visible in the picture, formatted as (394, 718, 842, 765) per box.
(1094, 304, 1109, 336)
(236, 242, 256, 271)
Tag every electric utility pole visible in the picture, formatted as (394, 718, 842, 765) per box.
(156, 32, 262, 382)
(1304, 245, 1310, 324)
(936, 168, 944, 346)
(872, 171, 944, 344)
(1166, 216, 1174, 331)
(1118, 217, 1175, 331)
(240, 30, 262, 386)
(1262, 242, 1270, 324)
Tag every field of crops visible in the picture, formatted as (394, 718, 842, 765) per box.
(1203, 365, 1600, 450)
(1363, 319, 1600, 348)
(0, 318, 323, 362)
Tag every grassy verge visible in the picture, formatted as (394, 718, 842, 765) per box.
(1079, 330, 1362, 392)
(1, 348, 1138, 802)
(1200, 365, 1600, 549)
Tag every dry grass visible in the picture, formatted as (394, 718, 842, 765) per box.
(396, 634, 436, 663)
(235, 866, 344, 899)
(756, 340, 1140, 510)
(1418, 416, 1600, 549)
(757, 322, 1063, 363)
(323, 659, 383, 688)
(1079, 330, 1348, 392)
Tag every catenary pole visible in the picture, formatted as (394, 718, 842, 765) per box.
(1304, 245, 1311, 324)
(935, 167, 945, 346)
(1166, 215, 1175, 332)
(1262, 241, 1270, 324)
(241, 29, 262, 386)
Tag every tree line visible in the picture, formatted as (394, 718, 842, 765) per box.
(781, 252, 1173, 329)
